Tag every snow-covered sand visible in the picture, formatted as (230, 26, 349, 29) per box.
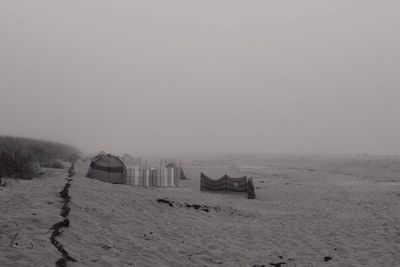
(1, 155, 399, 266)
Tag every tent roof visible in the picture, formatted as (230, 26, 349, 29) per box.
(166, 162, 178, 168)
(91, 154, 126, 168)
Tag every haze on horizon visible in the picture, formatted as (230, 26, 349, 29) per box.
(1, 1, 399, 156)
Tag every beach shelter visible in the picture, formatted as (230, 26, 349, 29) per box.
(86, 154, 126, 184)
(200, 173, 255, 198)
(200, 173, 226, 191)
(201, 173, 248, 192)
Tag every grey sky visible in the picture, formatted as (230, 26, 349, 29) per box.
(1, 1, 399, 155)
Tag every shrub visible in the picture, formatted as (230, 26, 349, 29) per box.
(51, 161, 64, 169)
(42, 160, 64, 169)
(0, 177, 7, 187)
(0, 149, 34, 180)
(0, 136, 80, 163)
(0, 136, 79, 179)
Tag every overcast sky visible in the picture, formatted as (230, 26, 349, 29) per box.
(1, 1, 399, 155)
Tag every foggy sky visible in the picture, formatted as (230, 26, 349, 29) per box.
(1, 1, 399, 155)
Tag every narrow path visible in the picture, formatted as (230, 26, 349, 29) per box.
(50, 162, 77, 267)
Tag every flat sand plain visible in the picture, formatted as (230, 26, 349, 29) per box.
(1, 154, 399, 266)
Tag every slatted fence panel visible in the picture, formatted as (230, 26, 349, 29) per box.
(126, 167, 181, 187)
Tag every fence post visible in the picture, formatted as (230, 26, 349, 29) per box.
(159, 159, 162, 187)
(225, 175, 228, 193)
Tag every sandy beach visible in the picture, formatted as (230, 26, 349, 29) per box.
(2, 1, 400, 266)
(1, 154, 399, 266)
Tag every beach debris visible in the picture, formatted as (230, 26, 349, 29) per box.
(144, 232, 159, 241)
(12, 240, 34, 249)
(184, 203, 210, 212)
(51, 219, 70, 230)
(56, 258, 67, 267)
(157, 198, 174, 207)
(102, 244, 112, 250)
(59, 183, 71, 201)
(157, 198, 211, 212)
(50, 162, 77, 266)
(60, 205, 71, 218)
(269, 262, 287, 267)
(324, 256, 333, 262)
(10, 232, 20, 247)
(156, 199, 247, 217)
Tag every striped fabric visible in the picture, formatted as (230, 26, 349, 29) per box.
(200, 173, 248, 193)
(126, 167, 140, 185)
(125, 167, 181, 187)
(90, 164, 124, 173)
(247, 177, 256, 199)
(226, 175, 248, 192)
(86, 154, 126, 184)
(200, 173, 226, 191)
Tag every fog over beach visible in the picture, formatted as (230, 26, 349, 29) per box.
(1, 1, 400, 155)
(1, 1, 400, 267)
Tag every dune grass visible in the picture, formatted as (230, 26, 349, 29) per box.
(0, 136, 79, 180)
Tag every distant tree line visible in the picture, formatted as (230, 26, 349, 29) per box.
(0, 136, 80, 180)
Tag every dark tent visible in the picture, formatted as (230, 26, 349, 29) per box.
(86, 154, 126, 184)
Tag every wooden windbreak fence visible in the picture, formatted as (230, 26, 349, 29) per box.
(125, 166, 181, 187)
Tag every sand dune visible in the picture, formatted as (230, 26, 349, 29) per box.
(1, 155, 399, 266)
